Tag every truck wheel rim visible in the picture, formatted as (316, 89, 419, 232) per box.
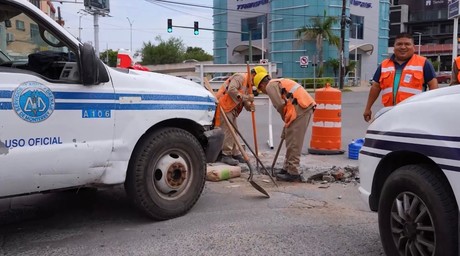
(152, 151, 190, 197)
(390, 192, 435, 255)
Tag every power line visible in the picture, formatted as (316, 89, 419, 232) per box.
(145, 0, 336, 19)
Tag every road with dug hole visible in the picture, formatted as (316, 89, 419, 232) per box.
(0, 88, 386, 255)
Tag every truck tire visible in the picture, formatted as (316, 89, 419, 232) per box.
(378, 164, 458, 256)
(125, 127, 206, 220)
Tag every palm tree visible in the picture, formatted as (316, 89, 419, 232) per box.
(296, 13, 340, 77)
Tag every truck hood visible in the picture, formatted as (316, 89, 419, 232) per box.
(108, 67, 215, 100)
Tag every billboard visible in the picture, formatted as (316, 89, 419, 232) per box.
(84, 0, 110, 13)
(399, 0, 452, 10)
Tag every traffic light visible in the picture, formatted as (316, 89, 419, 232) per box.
(167, 19, 172, 33)
(194, 21, 199, 35)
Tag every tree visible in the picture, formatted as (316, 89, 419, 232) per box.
(326, 58, 357, 86)
(296, 12, 340, 77)
(99, 49, 118, 67)
(141, 36, 185, 65)
(183, 47, 213, 61)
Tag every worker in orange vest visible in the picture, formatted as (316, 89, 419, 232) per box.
(450, 56, 460, 85)
(215, 66, 267, 166)
(363, 32, 438, 122)
(254, 74, 316, 182)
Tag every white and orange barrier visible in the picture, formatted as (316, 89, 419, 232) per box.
(308, 83, 345, 154)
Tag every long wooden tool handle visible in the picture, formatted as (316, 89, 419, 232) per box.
(204, 78, 250, 163)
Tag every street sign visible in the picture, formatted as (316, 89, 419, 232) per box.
(300, 55, 309, 68)
(449, 0, 460, 19)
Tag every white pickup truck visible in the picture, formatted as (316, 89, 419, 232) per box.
(359, 86, 460, 255)
(0, 0, 223, 220)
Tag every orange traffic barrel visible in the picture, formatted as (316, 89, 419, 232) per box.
(308, 83, 344, 155)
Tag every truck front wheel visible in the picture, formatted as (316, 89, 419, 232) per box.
(125, 127, 206, 220)
(378, 164, 458, 256)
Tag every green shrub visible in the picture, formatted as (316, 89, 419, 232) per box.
(298, 77, 334, 89)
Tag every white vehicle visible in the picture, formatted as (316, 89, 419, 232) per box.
(359, 86, 460, 255)
(0, 0, 223, 220)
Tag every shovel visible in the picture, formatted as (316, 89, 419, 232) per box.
(271, 137, 285, 177)
(226, 117, 277, 187)
(220, 106, 269, 197)
(204, 78, 269, 197)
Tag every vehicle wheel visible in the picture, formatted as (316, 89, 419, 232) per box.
(378, 164, 458, 256)
(125, 127, 206, 220)
(446, 78, 451, 84)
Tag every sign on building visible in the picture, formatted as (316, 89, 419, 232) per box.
(84, 0, 110, 13)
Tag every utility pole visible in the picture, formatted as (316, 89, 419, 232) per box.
(127, 17, 134, 53)
(339, 0, 346, 89)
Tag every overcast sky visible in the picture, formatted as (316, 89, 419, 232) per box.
(56, 0, 214, 54)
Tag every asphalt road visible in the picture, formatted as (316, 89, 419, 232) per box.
(0, 180, 384, 256)
(0, 88, 386, 256)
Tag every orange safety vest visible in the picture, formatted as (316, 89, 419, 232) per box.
(214, 73, 249, 127)
(379, 55, 426, 107)
(455, 56, 460, 82)
(271, 79, 316, 128)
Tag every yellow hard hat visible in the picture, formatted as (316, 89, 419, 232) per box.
(251, 66, 267, 74)
(253, 72, 269, 88)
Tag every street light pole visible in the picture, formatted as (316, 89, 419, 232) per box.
(258, 22, 264, 60)
(414, 32, 422, 55)
(126, 17, 134, 53)
(354, 23, 359, 85)
(78, 13, 83, 41)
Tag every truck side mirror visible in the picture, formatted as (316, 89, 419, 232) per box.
(79, 43, 109, 85)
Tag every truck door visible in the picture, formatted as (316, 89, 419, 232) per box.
(0, 2, 115, 197)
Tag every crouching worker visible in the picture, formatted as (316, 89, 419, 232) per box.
(254, 74, 316, 182)
(215, 66, 268, 166)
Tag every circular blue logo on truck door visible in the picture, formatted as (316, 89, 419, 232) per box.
(12, 81, 55, 123)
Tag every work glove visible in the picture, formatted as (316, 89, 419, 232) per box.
(244, 101, 255, 112)
(239, 94, 254, 103)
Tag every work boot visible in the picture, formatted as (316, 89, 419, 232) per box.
(276, 173, 302, 182)
(232, 155, 245, 163)
(221, 155, 239, 166)
(275, 169, 287, 175)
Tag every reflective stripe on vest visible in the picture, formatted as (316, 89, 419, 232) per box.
(379, 55, 426, 107)
(218, 73, 249, 113)
(270, 78, 315, 127)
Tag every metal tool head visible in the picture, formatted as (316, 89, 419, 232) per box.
(249, 180, 270, 198)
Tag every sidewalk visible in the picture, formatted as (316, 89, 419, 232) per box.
(305, 84, 371, 93)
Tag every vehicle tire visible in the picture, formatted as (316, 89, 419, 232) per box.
(378, 164, 458, 256)
(446, 78, 451, 84)
(125, 127, 206, 220)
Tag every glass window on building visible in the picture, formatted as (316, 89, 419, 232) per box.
(350, 15, 364, 39)
(15, 20, 25, 31)
(29, 0, 40, 8)
(30, 23, 40, 44)
(241, 15, 267, 41)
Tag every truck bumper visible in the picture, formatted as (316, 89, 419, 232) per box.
(204, 127, 224, 163)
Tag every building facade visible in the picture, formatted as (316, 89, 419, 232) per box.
(390, 0, 457, 71)
(213, 0, 390, 84)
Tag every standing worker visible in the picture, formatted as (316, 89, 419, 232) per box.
(363, 32, 438, 122)
(215, 66, 268, 166)
(450, 56, 460, 86)
(254, 74, 316, 182)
